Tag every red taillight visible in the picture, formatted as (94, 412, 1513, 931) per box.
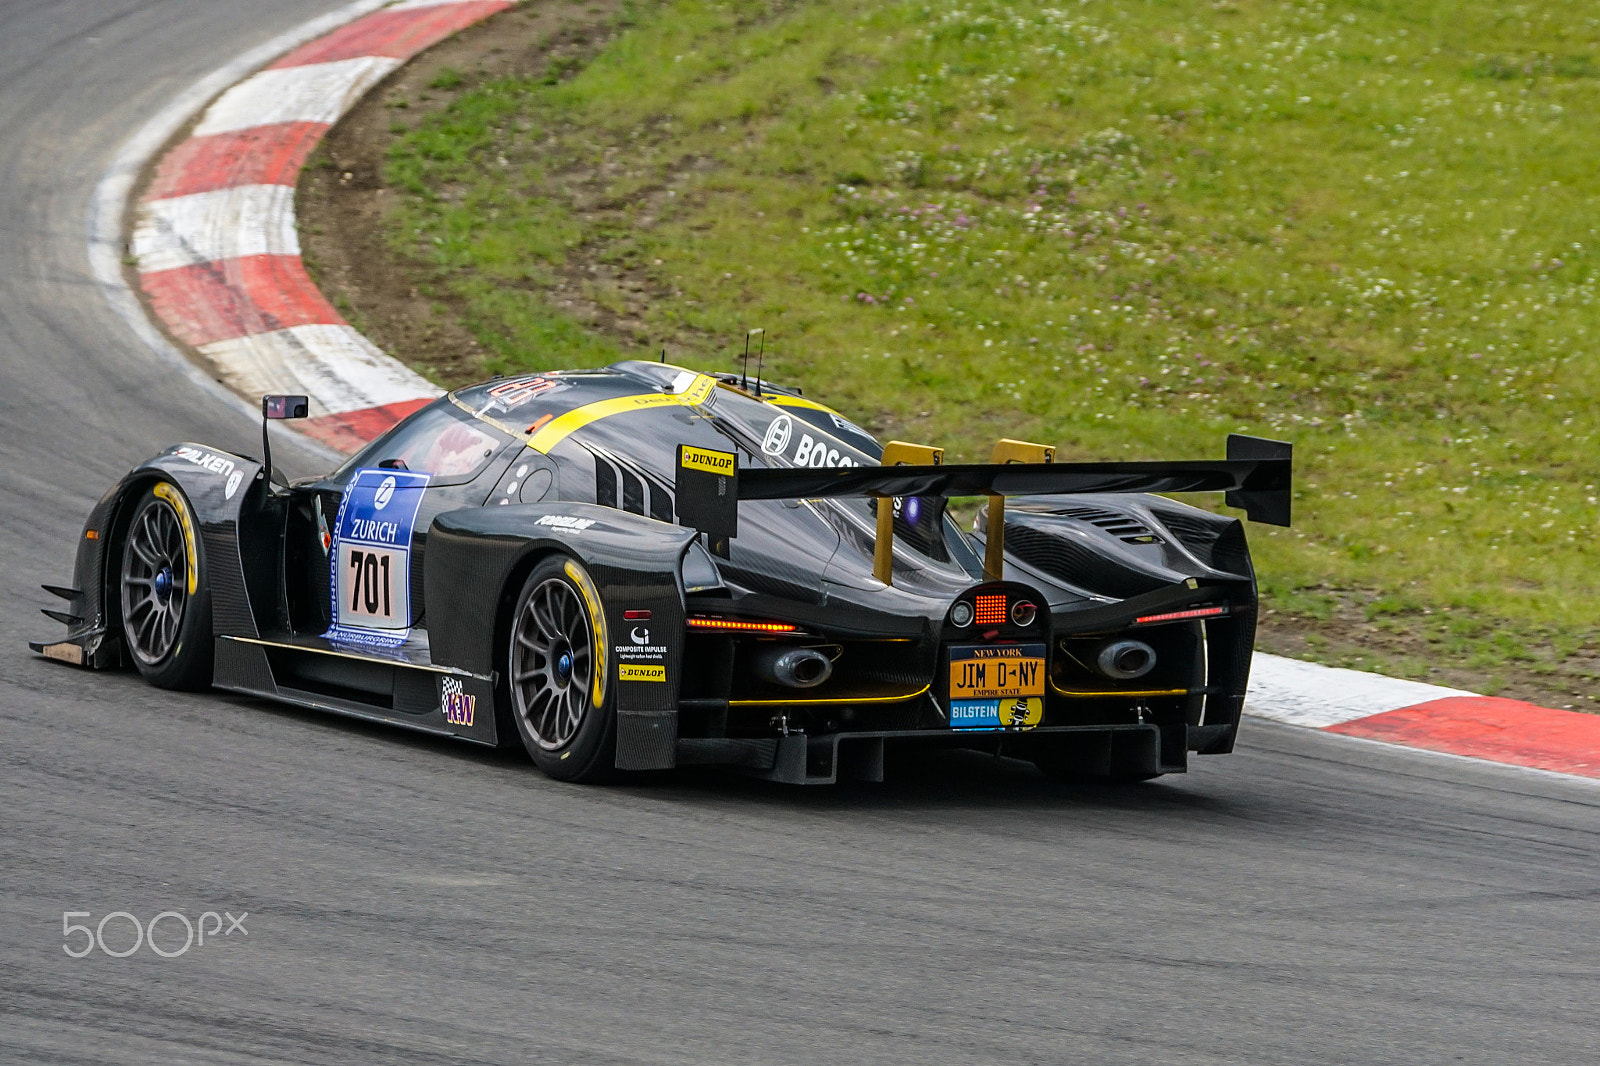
(973, 594, 1007, 626)
(686, 616, 798, 634)
(623, 610, 652, 620)
(1135, 605, 1227, 625)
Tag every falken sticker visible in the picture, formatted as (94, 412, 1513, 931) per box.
(326, 468, 430, 647)
(440, 676, 476, 726)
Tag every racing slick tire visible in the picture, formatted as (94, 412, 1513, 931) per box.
(504, 554, 618, 783)
(117, 482, 214, 690)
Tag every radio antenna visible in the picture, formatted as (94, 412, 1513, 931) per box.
(742, 328, 763, 390)
(753, 331, 767, 396)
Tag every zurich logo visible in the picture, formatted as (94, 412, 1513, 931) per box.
(374, 475, 396, 510)
(761, 414, 792, 456)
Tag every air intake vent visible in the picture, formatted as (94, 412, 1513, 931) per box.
(1154, 511, 1250, 576)
(591, 448, 674, 520)
(1054, 505, 1160, 544)
(1155, 511, 1220, 566)
(1003, 524, 1169, 599)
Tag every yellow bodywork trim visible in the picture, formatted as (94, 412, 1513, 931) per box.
(764, 393, 836, 415)
(728, 682, 931, 708)
(1049, 682, 1190, 699)
(871, 441, 945, 585)
(152, 482, 199, 596)
(528, 375, 715, 452)
(448, 373, 718, 455)
(984, 438, 1056, 582)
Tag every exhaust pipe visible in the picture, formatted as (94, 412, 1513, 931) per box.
(749, 645, 834, 689)
(1095, 640, 1156, 680)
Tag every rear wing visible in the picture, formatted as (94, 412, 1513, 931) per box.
(676, 434, 1291, 584)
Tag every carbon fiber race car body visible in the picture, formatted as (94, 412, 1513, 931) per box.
(32, 361, 1290, 784)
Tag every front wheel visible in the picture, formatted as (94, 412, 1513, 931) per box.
(118, 482, 213, 690)
(504, 555, 617, 782)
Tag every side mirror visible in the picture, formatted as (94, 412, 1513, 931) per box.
(264, 394, 309, 420)
(260, 394, 310, 490)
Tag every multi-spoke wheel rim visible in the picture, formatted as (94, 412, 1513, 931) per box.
(120, 497, 188, 666)
(510, 578, 594, 750)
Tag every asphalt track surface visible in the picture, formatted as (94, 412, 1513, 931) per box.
(1, 4, 1597, 1064)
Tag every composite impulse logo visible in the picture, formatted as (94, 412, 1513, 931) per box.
(63, 909, 248, 958)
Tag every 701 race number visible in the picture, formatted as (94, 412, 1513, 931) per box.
(338, 543, 407, 628)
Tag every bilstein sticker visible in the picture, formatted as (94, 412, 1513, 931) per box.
(619, 663, 667, 682)
(680, 446, 736, 475)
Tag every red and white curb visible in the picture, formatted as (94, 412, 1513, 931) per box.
(103, 0, 1599, 780)
(1247, 654, 1600, 780)
(130, 0, 512, 452)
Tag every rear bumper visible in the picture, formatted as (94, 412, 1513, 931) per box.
(674, 720, 1236, 785)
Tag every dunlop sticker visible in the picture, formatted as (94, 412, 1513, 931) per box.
(619, 663, 667, 682)
(679, 445, 736, 475)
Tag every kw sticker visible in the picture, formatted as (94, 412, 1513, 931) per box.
(619, 663, 667, 682)
(440, 676, 476, 726)
(679, 446, 736, 475)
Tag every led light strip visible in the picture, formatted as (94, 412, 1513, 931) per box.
(1135, 605, 1228, 625)
(686, 617, 798, 634)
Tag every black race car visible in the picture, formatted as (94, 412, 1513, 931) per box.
(32, 361, 1290, 784)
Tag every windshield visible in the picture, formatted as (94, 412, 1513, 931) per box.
(334, 401, 508, 485)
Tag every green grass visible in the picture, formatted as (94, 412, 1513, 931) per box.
(377, 0, 1600, 673)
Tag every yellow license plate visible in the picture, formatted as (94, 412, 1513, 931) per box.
(948, 644, 1047, 700)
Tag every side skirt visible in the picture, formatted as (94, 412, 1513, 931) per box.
(213, 635, 500, 746)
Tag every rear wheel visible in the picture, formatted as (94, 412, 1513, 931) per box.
(118, 483, 213, 690)
(505, 555, 616, 782)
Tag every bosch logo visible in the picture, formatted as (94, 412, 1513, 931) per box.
(761, 415, 792, 456)
(374, 476, 396, 510)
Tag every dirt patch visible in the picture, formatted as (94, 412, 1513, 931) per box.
(298, 0, 636, 387)
(1255, 588, 1600, 712)
(297, 2, 1600, 713)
